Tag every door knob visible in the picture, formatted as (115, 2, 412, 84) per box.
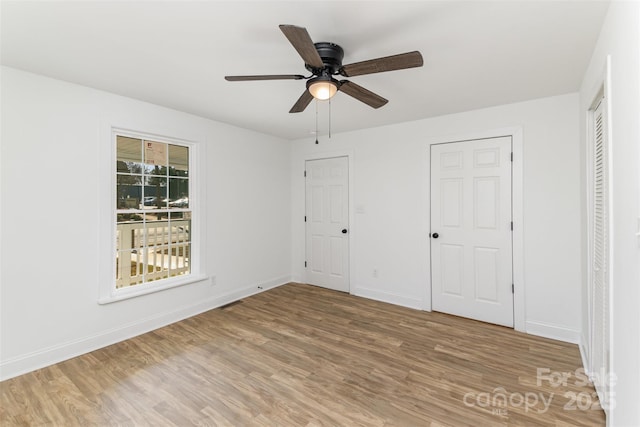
(342, 229, 348, 234)
(432, 232, 439, 239)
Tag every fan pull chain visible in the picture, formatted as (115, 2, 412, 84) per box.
(315, 99, 319, 144)
(329, 97, 332, 139)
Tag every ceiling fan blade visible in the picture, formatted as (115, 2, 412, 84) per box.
(289, 90, 314, 113)
(279, 25, 324, 69)
(225, 74, 305, 81)
(339, 81, 388, 109)
(340, 51, 423, 77)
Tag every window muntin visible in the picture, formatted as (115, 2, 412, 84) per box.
(115, 135, 191, 289)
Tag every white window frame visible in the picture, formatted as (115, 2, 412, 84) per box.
(98, 127, 206, 304)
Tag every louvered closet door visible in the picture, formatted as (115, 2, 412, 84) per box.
(591, 98, 610, 400)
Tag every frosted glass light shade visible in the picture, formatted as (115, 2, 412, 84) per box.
(308, 80, 338, 100)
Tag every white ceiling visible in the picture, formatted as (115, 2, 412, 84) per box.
(1, 1, 609, 140)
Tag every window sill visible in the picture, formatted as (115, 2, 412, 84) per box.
(98, 274, 209, 305)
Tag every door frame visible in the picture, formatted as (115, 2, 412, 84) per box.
(423, 127, 525, 332)
(302, 150, 355, 293)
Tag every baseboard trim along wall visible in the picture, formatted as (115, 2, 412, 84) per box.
(0, 276, 290, 382)
(525, 320, 581, 344)
(352, 286, 423, 310)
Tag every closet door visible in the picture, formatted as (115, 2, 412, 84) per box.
(431, 137, 513, 327)
(590, 97, 610, 408)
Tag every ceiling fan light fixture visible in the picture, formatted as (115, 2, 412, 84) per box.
(307, 77, 338, 100)
(225, 25, 424, 113)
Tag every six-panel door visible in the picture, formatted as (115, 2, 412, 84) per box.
(431, 137, 514, 327)
(305, 157, 350, 292)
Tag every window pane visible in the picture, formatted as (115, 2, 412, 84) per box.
(117, 214, 145, 252)
(117, 174, 142, 209)
(116, 250, 144, 288)
(168, 178, 189, 208)
(170, 212, 190, 243)
(144, 140, 167, 169)
(117, 161, 143, 175)
(117, 213, 144, 223)
(145, 218, 170, 282)
(145, 218, 169, 250)
(169, 243, 190, 278)
(143, 176, 167, 209)
(146, 164, 168, 176)
(117, 136, 142, 164)
(169, 144, 189, 177)
(141, 196, 167, 210)
(146, 244, 170, 283)
(169, 211, 190, 278)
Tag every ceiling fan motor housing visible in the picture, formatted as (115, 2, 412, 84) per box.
(306, 42, 344, 75)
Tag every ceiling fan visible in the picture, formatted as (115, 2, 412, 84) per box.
(225, 25, 424, 113)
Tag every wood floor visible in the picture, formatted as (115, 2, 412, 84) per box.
(1, 283, 605, 426)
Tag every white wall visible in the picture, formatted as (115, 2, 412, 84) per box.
(0, 67, 292, 380)
(291, 93, 582, 342)
(0, 65, 593, 392)
(579, 1, 640, 425)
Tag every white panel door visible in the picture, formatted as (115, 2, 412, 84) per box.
(431, 137, 513, 327)
(305, 157, 349, 292)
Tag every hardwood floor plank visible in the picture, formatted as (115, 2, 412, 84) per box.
(0, 283, 605, 426)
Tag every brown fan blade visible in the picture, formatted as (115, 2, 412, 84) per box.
(339, 81, 388, 109)
(225, 74, 305, 81)
(340, 51, 423, 77)
(279, 25, 324, 69)
(289, 90, 314, 113)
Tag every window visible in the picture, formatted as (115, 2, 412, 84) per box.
(115, 134, 192, 289)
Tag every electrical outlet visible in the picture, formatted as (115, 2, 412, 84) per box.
(373, 269, 378, 278)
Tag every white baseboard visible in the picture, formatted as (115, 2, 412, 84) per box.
(352, 286, 423, 310)
(0, 276, 290, 382)
(214, 275, 289, 306)
(289, 275, 304, 285)
(525, 320, 581, 344)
